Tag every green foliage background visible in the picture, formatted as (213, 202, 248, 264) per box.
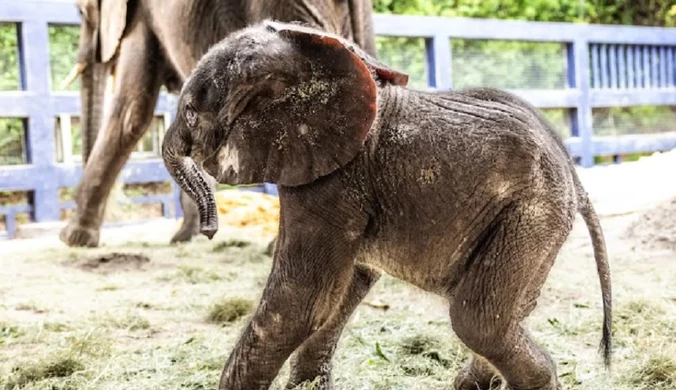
(1, 0, 675, 166)
(372, 0, 676, 139)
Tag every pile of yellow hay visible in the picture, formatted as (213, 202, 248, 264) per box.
(215, 190, 280, 236)
(176, 190, 280, 238)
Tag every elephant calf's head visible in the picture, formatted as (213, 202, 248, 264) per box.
(161, 21, 408, 239)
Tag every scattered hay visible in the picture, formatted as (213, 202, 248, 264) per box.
(214, 190, 280, 237)
(623, 197, 676, 252)
(0, 323, 24, 343)
(14, 302, 47, 313)
(400, 335, 441, 355)
(207, 298, 254, 325)
(96, 284, 120, 291)
(398, 334, 453, 368)
(104, 313, 151, 331)
(627, 355, 676, 388)
(75, 252, 150, 274)
(3, 357, 84, 389)
(212, 239, 252, 252)
(158, 265, 225, 284)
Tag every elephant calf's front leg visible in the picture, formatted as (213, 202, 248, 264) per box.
(285, 264, 381, 389)
(218, 224, 362, 389)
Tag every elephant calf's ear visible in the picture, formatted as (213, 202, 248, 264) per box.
(223, 28, 381, 187)
(346, 44, 409, 87)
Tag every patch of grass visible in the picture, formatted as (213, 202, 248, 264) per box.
(96, 284, 120, 291)
(613, 299, 674, 344)
(177, 265, 223, 284)
(65, 329, 115, 358)
(159, 265, 225, 284)
(626, 355, 676, 388)
(3, 357, 84, 389)
(0, 323, 24, 344)
(15, 302, 47, 313)
(103, 313, 151, 331)
(43, 322, 70, 332)
(398, 334, 454, 369)
(207, 298, 254, 325)
(212, 239, 252, 252)
(400, 334, 441, 355)
(2, 328, 113, 389)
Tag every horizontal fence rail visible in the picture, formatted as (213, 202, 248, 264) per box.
(1, 0, 675, 239)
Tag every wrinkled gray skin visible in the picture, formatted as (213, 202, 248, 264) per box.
(59, 0, 377, 248)
(162, 21, 613, 390)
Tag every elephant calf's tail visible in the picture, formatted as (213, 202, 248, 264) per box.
(577, 187, 613, 369)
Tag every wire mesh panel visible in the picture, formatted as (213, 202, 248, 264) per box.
(48, 24, 80, 92)
(451, 39, 569, 90)
(133, 116, 167, 159)
(540, 109, 573, 139)
(54, 115, 168, 162)
(376, 36, 428, 90)
(0, 118, 28, 165)
(590, 43, 676, 89)
(0, 23, 21, 91)
(592, 106, 676, 136)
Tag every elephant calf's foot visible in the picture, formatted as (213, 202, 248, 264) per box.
(453, 357, 503, 390)
(285, 373, 331, 390)
(59, 222, 100, 247)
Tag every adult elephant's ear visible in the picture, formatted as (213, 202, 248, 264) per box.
(99, 0, 128, 63)
(210, 23, 408, 188)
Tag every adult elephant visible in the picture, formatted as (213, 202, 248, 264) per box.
(59, 0, 377, 247)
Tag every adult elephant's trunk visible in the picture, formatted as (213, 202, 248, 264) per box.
(79, 62, 107, 164)
(162, 122, 219, 239)
(62, 12, 108, 165)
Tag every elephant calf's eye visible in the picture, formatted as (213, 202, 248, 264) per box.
(185, 108, 198, 128)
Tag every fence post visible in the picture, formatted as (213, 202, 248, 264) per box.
(425, 34, 453, 90)
(18, 20, 61, 221)
(568, 39, 594, 167)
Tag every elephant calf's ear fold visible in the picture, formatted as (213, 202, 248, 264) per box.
(249, 28, 379, 187)
(348, 45, 410, 87)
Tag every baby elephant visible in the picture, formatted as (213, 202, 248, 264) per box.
(162, 21, 612, 390)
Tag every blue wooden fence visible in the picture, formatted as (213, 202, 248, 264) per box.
(1, 0, 675, 239)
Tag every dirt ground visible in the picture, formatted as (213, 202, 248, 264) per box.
(1, 150, 675, 390)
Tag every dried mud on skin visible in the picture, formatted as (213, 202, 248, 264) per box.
(623, 197, 676, 252)
(75, 252, 151, 274)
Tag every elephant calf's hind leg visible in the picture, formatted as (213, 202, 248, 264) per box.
(449, 201, 571, 390)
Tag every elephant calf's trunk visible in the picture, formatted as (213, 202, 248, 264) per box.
(163, 144, 219, 239)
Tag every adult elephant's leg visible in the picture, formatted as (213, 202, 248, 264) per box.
(285, 264, 381, 389)
(59, 14, 167, 247)
(170, 173, 216, 244)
